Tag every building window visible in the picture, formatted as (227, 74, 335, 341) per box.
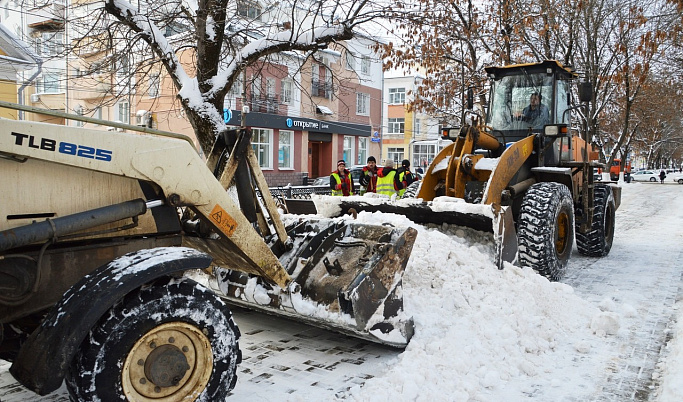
(388, 147, 404, 164)
(413, 143, 437, 168)
(281, 79, 292, 104)
(356, 93, 369, 116)
(278, 130, 293, 169)
(40, 71, 61, 93)
(361, 57, 371, 75)
(389, 87, 405, 105)
(36, 31, 63, 56)
(265, 77, 278, 113)
(266, 77, 276, 100)
(251, 128, 272, 169)
(75, 105, 84, 127)
(346, 52, 356, 70)
(237, 1, 262, 20)
(227, 75, 243, 109)
(311, 64, 332, 99)
(388, 118, 405, 134)
(358, 137, 368, 165)
(116, 100, 130, 124)
(94, 107, 102, 126)
(343, 136, 355, 165)
(115, 57, 130, 95)
(250, 76, 262, 112)
(148, 73, 160, 98)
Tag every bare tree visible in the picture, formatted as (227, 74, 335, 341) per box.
(63, 0, 391, 154)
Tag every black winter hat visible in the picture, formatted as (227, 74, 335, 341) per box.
(337, 159, 346, 166)
(367, 156, 376, 163)
(401, 159, 410, 167)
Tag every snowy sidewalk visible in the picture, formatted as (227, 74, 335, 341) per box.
(562, 183, 683, 401)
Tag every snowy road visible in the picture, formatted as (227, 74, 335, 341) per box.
(1, 181, 682, 401)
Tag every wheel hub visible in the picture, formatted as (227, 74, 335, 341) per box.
(145, 344, 191, 388)
(555, 211, 570, 254)
(122, 322, 213, 401)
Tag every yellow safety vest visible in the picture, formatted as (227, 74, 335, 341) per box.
(331, 172, 353, 196)
(376, 170, 398, 196)
(398, 170, 412, 197)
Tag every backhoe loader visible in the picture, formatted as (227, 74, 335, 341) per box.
(0, 101, 415, 400)
(318, 60, 619, 280)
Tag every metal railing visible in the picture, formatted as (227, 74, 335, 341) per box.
(262, 184, 361, 200)
(249, 94, 281, 114)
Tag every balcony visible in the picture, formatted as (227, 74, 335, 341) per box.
(26, 1, 65, 29)
(249, 94, 281, 114)
(311, 80, 333, 99)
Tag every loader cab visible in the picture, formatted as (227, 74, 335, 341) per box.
(484, 60, 577, 143)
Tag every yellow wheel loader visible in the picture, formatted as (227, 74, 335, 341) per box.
(319, 60, 620, 280)
(0, 102, 415, 400)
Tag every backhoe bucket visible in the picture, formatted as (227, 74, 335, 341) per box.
(213, 218, 417, 347)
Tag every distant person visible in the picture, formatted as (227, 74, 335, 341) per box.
(659, 170, 666, 184)
(359, 156, 379, 194)
(330, 160, 354, 196)
(518, 92, 550, 129)
(376, 159, 400, 197)
(397, 159, 417, 198)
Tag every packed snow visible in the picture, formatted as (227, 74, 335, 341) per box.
(315, 182, 683, 401)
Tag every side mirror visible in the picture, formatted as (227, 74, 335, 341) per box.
(467, 87, 474, 110)
(578, 81, 592, 103)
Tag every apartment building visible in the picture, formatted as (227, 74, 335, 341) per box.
(1, 0, 383, 187)
(0, 0, 67, 124)
(382, 73, 443, 170)
(0, 23, 38, 119)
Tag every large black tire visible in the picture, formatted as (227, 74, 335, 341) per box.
(65, 276, 241, 402)
(576, 184, 615, 257)
(517, 182, 575, 281)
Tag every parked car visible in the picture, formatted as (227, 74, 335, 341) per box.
(310, 177, 329, 186)
(630, 170, 659, 182)
(673, 175, 683, 184)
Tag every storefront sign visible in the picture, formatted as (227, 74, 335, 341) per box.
(224, 110, 370, 137)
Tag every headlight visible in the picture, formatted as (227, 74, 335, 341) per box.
(544, 124, 569, 137)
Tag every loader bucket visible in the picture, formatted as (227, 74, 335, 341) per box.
(213, 217, 417, 347)
(312, 195, 518, 269)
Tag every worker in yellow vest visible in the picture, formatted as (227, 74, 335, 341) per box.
(376, 159, 401, 197)
(397, 159, 417, 198)
(329, 160, 354, 196)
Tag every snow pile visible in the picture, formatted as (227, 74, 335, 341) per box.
(340, 211, 621, 401)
